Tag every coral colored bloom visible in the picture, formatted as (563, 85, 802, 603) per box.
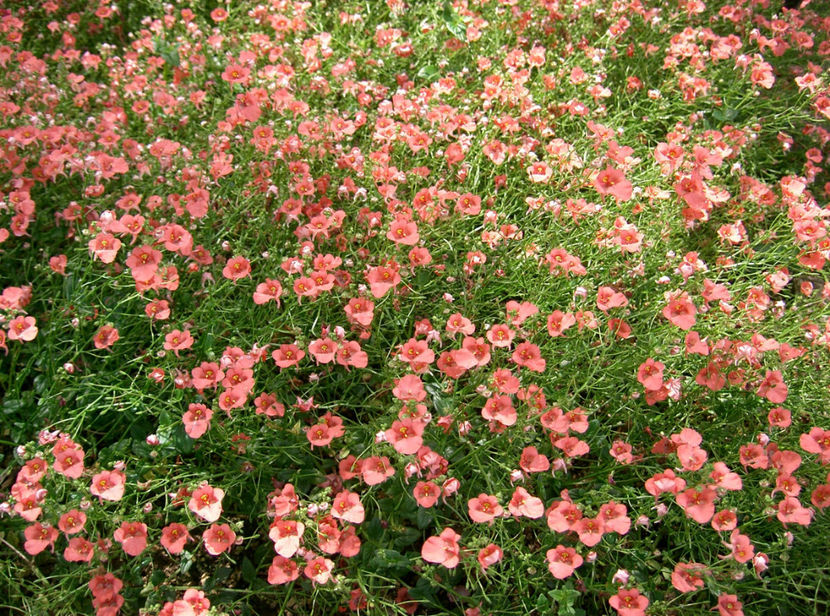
(671, 562, 707, 593)
(268, 555, 300, 585)
(508, 487, 544, 519)
(183, 403, 213, 439)
(520, 446, 550, 474)
(609, 588, 649, 616)
(800, 427, 830, 464)
(93, 325, 119, 350)
(58, 509, 86, 535)
(24, 523, 59, 555)
(164, 329, 194, 356)
(64, 537, 95, 562)
(546, 545, 583, 579)
(757, 370, 787, 403)
(269, 520, 305, 557)
(188, 484, 224, 523)
(304, 556, 335, 584)
(113, 521, 148, 556)
(90, 470, 126, 502)
(386, 419, 424, 455)
(161, 523, 192, 554)
(595, 167, 633, 202)
(477, 543, 503, 570)
(272, 343, 305, 368)
(332, 490, 365, 524)
(637, 358, 665, 391)
(203, 523, 236, 555)
(421, 528, 461, 568)
(676, 486, 716, 524)
(468, 493, 503, 523)
(253, 279, 283, 305)
(662, 293, 696, 330)
(223, 256, 251, 281)
(717, 594, 744, 616)
(413, 481, 440, 508)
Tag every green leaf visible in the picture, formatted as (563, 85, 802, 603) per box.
(417, 65, 440, 81)
(416, 506, 434, 530)
(241, 557, 257, 585)
(368, 549, 411, 575)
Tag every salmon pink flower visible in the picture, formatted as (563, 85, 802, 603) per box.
(221, 63, 251, 85)
(757, 370, 787, 403)
(164, 329, 194, 356)
(58, 509, 86, 535)
(414, 481, 440, 508)
(126, 245, 162, 282)
(223, 256, 251, 281)
(446, 312, 475, 335)
(520, 446, 550, 474)
(546, 545, 583, 579)
(599, 502, 631, 535)
(308, 337, 337, 364)
(6, 315, 38, 343)
(481, 395, 517, 427)
(486, 323, 515, 347)
(386, 419, 424, 455)
(468, 493, 503, 523)
(711, 509, 738, 531)
(304, 556, 334, 584)
(269, 520, 305, 557)
(662, 292, 697, 330)
(188, 484, 224, 523)
(361, 456, 395, 486)
(64, 537, 95, 562)
(421, 527, 461, 568)
(717, 594, 744, 616)
(306, 423, 333, 448)
(573, 516, 605, 546)
(595, 167, 633, 202)
(335, 340, 368, 368)
(161, 523, 192, 554)
(203, 523, 235, 555)
(88, 232, 121, 264)
(637, 359, 664, 391)
(477, 543, 503, 570)
(332, 490, 365, 524)
(365, 264, 401, 298)
(90, 469, 126, 502)
(546, 310, 576, 337)
(512, 341, 546, 372)
(671, 562, 707, 593)
(268, 555, 300, 585)
(777, 496, 813, 526)
(677, 486, 716, 524)
(54, 447, 84, 479)
(387, 216, 420, 245)
(800, 427, 830, 464)
(596, 287, 628, 311)
(24, 522, 59, 555)
(727, 529, 754, 563)
(93, 325, 119, 350)
(508, 487, 544, 518)
(253, 279, 283, 305)
(344, 297, 375, 327)
(609, 588, 649, 616)
(183, 403, 213, 438)
(272, 343, 305, 368)
(392, 374, 426, 402)
(113, 521, 148, 556)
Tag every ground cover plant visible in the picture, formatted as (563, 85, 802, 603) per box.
(1, 0, 829, 614)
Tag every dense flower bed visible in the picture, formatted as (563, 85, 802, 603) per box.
(1, 0, 829, 614)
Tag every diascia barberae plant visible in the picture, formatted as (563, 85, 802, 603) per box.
(1, 0, 829, 614)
